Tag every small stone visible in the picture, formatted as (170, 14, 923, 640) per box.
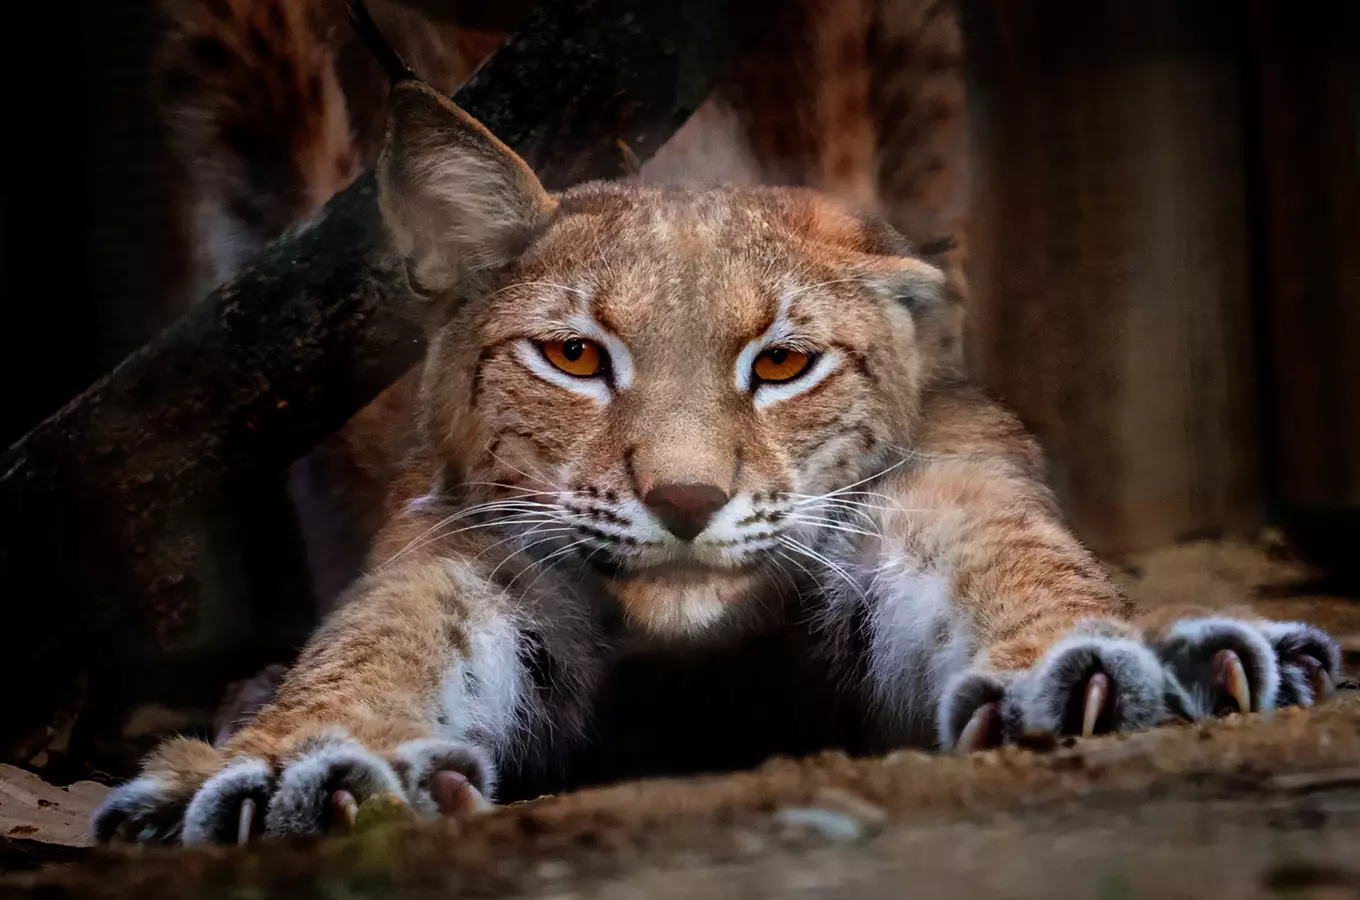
(731, 829, 768, 855)
(773, 807, 864, 842)
(813, 787, 888, 826)
(536, 860, 573, 880)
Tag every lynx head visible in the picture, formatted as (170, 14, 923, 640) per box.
(378, 82, 962, 636)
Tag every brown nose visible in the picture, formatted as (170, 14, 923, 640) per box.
(642, 483, 729, 542)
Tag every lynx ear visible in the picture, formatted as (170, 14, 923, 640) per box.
(377, 81, 554, 298)
(862, 253, 966, 376)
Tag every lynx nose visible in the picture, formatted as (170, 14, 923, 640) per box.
(642, 483, 729, 542)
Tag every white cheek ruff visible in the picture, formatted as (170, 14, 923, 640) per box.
(513, 340, 612, 404)
(753, 348, 843, 410)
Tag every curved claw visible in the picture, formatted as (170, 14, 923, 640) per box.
(431, 770, 490, 816)
(1081, 672, 1110, 738)
(1312, 665, 1335, 701)
(955, 702, 1000, 753)
(237, 798, 256, 845)
(1214, 649, 1252, 713)
(332, 790, 359, 831)
(1296, 654, 1336, 705)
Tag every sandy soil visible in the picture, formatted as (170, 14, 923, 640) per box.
(4, 540, 1359, 899)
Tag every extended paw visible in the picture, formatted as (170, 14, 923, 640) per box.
(1266, 621, 1341, 705)
(91, 737, 226, 845)
(94, 731, 496, 846)
(92, 773, 197, 845)
(1154, 617, 1340, 718)
(940, 622, 1167, 751)
(388, 737, 496, 819)
(206, 732, 493, 844)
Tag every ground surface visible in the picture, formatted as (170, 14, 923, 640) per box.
(3, 540, 1359, 899)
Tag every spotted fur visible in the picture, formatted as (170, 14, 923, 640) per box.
(93, 84, 1341, 844)
(151, 0, 972, 614)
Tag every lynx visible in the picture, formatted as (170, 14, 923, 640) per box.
(90, 80, 1342, 844)
(152, 0, 969, 613)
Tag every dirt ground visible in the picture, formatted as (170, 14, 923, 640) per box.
(4, 540, 1359, 899)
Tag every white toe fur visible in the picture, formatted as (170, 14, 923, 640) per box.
(1156, 617, 1280, 717)
(390, 738, 498, 813)
(263, 735, 404, 837)
(181, 757, 272, 845)
(1016, 633, 1166, 734)
(91, 775, 179, 844)
(936, 668, 1012, 750)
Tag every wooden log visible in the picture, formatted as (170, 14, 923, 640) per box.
(0, 0, 769, 757)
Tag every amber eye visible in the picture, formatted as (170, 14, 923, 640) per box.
(752, 346, 813, 383)
(541, 338, 605, 377)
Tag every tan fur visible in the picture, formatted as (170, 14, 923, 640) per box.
(220, 137, 1001, 749)
(151, 0, 970, 613)
(874, 388, 1136, 671)
(229, 557, 474, 760)
(197, 67, 1072, 762)
(95, 81, 1341, 844)
(217, 80, 1099, 742)
(143, 736, 226, 782)
(94, 5, 1343, 845)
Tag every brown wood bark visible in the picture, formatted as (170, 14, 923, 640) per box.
(1247, 0, 1360, 511)
(961, 0, 1264, 556)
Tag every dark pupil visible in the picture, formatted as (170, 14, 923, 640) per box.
(767, 348, 788, 364)
(563, 339, 584, 361)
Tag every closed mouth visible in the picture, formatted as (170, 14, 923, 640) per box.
(582, 550, 763, 581)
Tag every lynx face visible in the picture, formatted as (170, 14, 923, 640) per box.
(381, 85, 959, 634)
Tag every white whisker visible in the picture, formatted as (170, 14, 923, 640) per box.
(470, 522, 575, 565)
(779, 536, 865, 601)
(505, 538, 595, 594)
(459, 481, 587, 501)
(482, 280, 590, 302)
(489, 449, 559, 493)
(380, 512, 562, 569)
(487, 531, 582, 584)
(815, 455, 911, 500)
(381, 504, 551, 567)
(784, 497, 884, 526)
(782, 513, 880, 539)
(787, 492, 899, 514)
(774, 548, 819, 587)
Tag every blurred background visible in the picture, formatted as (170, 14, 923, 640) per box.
(1, 0, 1356, 800)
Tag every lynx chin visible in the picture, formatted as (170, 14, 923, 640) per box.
(94, 81, 1341, 845)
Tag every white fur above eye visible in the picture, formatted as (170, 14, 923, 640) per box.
(751, 349, 842, 409)
(513, 340, 613, 403)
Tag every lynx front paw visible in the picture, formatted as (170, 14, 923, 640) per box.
(939, 622, 1167, 751)
(91, 737, 226, 844)
(1153, 617, 1340, 718)
(93, 731, 496, 845)
(939, 616, 1344, 753)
